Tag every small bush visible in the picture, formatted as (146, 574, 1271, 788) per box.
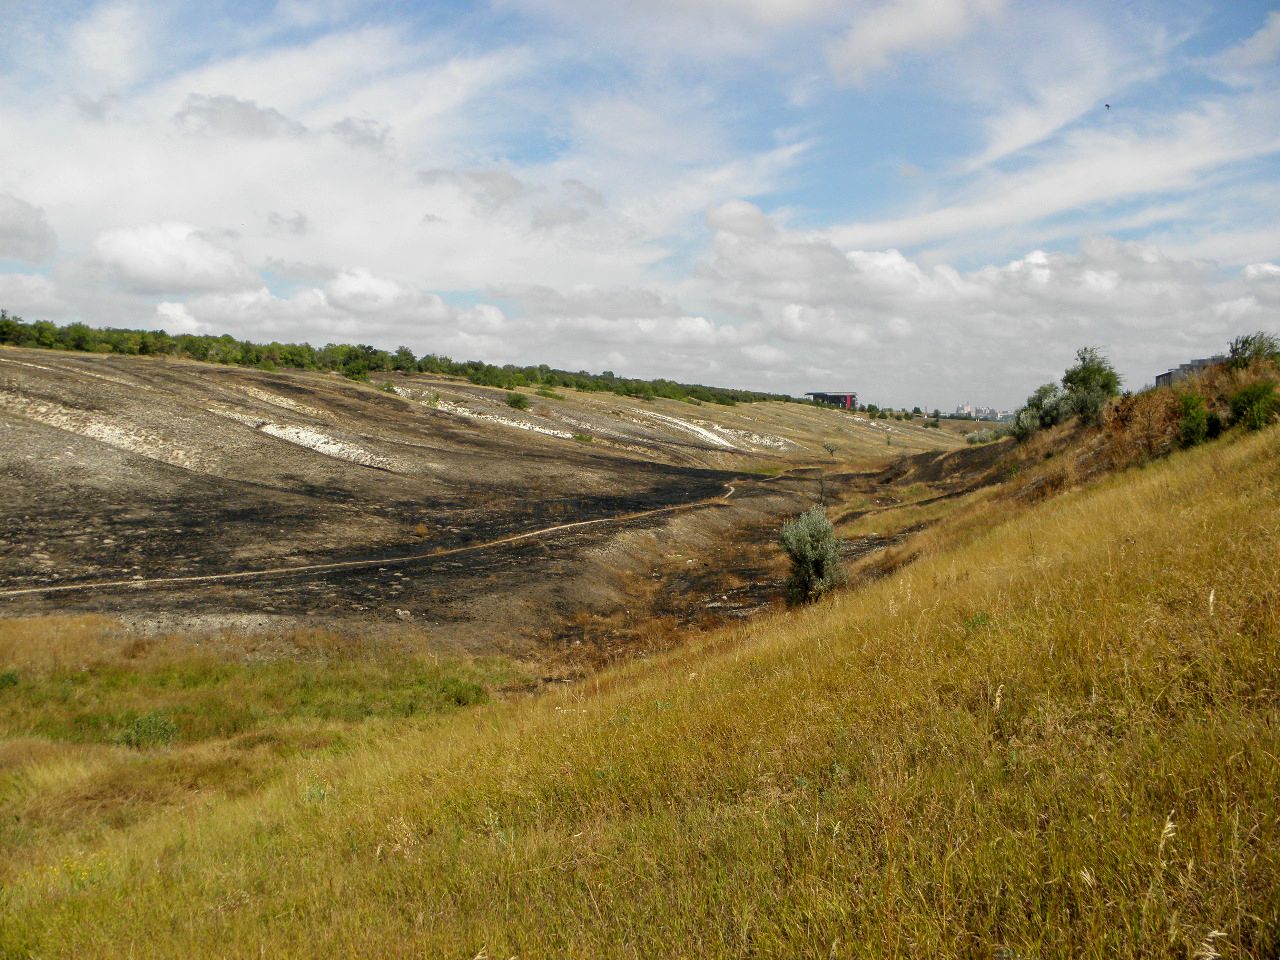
(506, 392, 529, 410)
(571, 433, 593, 443)
(115, 712, 178, 749)
(1177, 393, 1209, 448)
(780, 508, 847, 607)
(0, 670, 18, 690)
(379, 380, 395, 393)
(1230, 381, 1278, 431)
(536, 387, 564, 400)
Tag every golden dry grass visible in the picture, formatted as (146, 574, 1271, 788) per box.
(1, 428, 1277, 957)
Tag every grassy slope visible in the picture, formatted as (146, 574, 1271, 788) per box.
(3, 429, 1279, 958)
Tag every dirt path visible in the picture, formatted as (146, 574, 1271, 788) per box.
(0, 481, 748, 600)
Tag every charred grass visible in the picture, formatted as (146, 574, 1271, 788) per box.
(2, 425, 1277, 957)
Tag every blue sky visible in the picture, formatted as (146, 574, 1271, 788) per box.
(1, 0, 1278, 408)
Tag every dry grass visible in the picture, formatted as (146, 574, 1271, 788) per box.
(2, 429, 1278, 957)
(0, 621, 526, 884)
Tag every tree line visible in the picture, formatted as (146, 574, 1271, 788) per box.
(0, 311, 790, 406)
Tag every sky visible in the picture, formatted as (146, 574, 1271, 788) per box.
(1, 0, 1278, 409)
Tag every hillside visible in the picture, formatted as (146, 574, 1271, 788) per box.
(2, 417, 1276, 956)
(0, 345, 959, 661)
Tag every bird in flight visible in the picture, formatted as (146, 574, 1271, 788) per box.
(1105, 103, 1111, 110)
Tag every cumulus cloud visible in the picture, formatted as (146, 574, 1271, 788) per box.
(92, 222, 256, 293)
(0, 194, 57, 262)
(154, 300, 205, 333)
(175, 93, 307, 138)
(0, 272, 66, 316)
(331, 116, 390, 150)
(1243, 262, 1280, 281)
(150, 271, 509, 358)
(699, 206, 1279, 404)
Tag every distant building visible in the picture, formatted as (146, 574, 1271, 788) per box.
(805, 391, 857, 409)
(1155, 356, 1225, 388)
(953, 402, 1011, 421)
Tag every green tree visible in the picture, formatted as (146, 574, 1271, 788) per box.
(780, 508, 847, 607)
(392, 346, 417, 372)
(1227, 331, 1280, 370)
(1060, 346, 1121, 426)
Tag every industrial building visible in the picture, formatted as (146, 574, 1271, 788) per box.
(1155, 356, 1224, 388)
(805, 391, 858, 409)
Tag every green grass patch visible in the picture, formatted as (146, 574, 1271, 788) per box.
(0, 654, 514, 747)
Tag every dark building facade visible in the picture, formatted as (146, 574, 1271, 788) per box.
(805, 391, 857, 409)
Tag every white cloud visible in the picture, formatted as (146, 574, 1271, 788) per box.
(323, 268, 402, 314)
(66, 1, 156, 91)
(155, 300, 204, 333)
(0, 194, 57, 262)
(1, 2, 1277, 412)
(175, 94, 306, 139)
(698, 205, 1279, 404)
(503, 0, 845, 56)
(1243, 262, 1280, 281)
(0, 272, 66, 317)
(150, 278, 510, 359)
(827, 0, 1006, 85)
(1212, 10, 1280, 84)
(829, 90, 1280, 252)
(92, 222, 256, 293)
(964, 9, 1170, 169)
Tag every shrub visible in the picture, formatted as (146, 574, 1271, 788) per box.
(1012, 347, 1122, 440)
(1230, 381, 1278, 431)
(536, 387, 564, 400)
(115, 712, 178, 749)
(1011, 383, 1064, 440)
(506, 392, 529, 410)
(1227, 331, 1280, 370)
(0, 670, 18, 689)
(571, 433, 593, 443)
(1177, 393, 1209, 448)
(780, 508, 847, 607)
